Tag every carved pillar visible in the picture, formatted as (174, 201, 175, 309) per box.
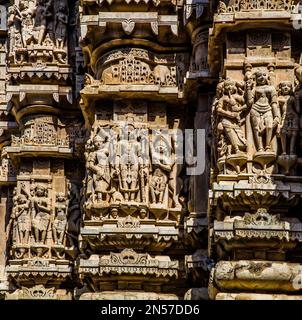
(208, 0, 302, 300)
(183, 17, 214, 299)
(77, 0, 194, 299)
(4, 0, 81, 300)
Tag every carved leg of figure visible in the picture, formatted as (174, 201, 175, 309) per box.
(254, 128, 263, 151)
(280, 133, 287, 155)
(16, 227, 21, 245)
(290, 132, 297, 155)
(53, 227, 58, 245)
(58, 231, 64, 245)
(24, 230, 30, 244)
(225, 127, 240, 153)
(41, 230, 47, 244)
(34, 227, 40, 243)
(120, 166, 129, 201)
(130, 167, 138, 201)
(264, 113, 273, 151)
(150, 187, 156, 204)
(251, 112, 263, 152)
(158, 191, 164, 204)
(38, 27, 46, 45)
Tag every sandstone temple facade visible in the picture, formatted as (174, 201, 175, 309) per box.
(0, 0, 301, 300)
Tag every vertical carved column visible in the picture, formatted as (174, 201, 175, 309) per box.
(77, 0, 195, 299)
(208, 0, 302, 300)
(4, 0, 81, 300)
(183, 18, 214, 300)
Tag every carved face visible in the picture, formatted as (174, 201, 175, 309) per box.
(93, 135, 104, 149)
(224, 81, 236, 94)
(18, 195, 27, 204)
(280, 81, 292, 95)
(140, 209, 147, 219)
(154, 168, 164, 177)
(35, 185, 46, 197)
(255, 72, 268, 85)
(127, 125, 136, 141)
(20, 1, 29, 10)
(58, 4, 66, 13)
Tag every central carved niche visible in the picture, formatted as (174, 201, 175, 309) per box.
(83, 122, 182, 221)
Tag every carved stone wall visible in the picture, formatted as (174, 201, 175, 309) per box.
(0, 0, 301, 300)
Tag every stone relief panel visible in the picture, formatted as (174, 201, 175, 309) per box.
(8, 0, 70, 65)
(7, 176, 80, 261)
(212, 66, 301, 175)
(83, 122, 182, 222)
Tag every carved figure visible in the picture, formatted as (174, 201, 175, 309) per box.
(10, 186, 31, 246)
(278, 81, 299, 155)
(18, 0, 36, 46)
(150, 168, 168, 204)
(216, 79, 247, 155)
(247, 71, 280, 152)
(36, 0, 52, 45)
(31, 185, 50, 244)
(86, 133, 111, 203)
(116, 125, 143, 201)
(55, 1, 68, 49)
(53, 193, 68, 245)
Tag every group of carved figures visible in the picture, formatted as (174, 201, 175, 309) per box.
(9, 183, 80, 258)
(213, 69, 300, 168)
(8, 0, 68, 63)
(84, 125, 181, 213)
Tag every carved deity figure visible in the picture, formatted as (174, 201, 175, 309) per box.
(150, 168, 168, 204)
(10, 187, 31, 246)
(247, 71, 280, 152)
(150, 135, 172, 205)
(36, 0, 53, 45)
(216, 79, 247, 155)
(55, 1, 68, 49)
(31, 185, 51, 244)
(18, 0, 36, 46)
(86, 133, 111, 203)
(53, 193, 68, 246)
(278, 81, 299, 155)
(116, 125, 144, 202)
(8, 5, 23, 61)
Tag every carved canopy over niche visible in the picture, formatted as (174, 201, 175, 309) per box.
(90, 48, 187, 88)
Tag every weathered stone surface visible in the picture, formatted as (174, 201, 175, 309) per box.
(0, 0, 301, 300)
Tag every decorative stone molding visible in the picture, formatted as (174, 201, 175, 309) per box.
(79, 249, 179, 278)
(81, 12, 178, 38)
